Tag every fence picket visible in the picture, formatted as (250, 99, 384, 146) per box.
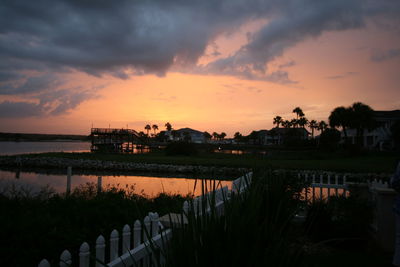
(60, 250, 72, 267)
(133, 220, 141, 248)
(38, 259, 50, 267)
(95, 235, 105, 267)
(122, 224, 131, 253)
(79, 242, 90, 267)
(110, 229, 119, 261)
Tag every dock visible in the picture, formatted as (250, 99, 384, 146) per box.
(90, 128, 141, 153)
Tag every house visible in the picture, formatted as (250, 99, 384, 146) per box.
(169, 127, 207, 143)
(266, 128, 310, 145)
(344, 110, 400, 150)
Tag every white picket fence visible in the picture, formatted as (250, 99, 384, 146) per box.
(38, 212, 171, 267)
(297, 173, 348, 201)
(182, 172, 253, 217)
(38, 172, 253, 267)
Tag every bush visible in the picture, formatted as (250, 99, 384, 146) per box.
(0, 183, 188, 266)
(304, 195, 373, 242)
(165, 170, 308, 267)
(165, 141, 198, 156)
(319, 128, 341, 151)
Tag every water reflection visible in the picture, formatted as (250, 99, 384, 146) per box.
(301, 187, 348, 202)
(0, 170, 231, 197)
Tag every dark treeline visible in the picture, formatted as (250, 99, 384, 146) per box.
(0, 132, 90, 141)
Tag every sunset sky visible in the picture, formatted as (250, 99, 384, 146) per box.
(0, 0, 399, 137)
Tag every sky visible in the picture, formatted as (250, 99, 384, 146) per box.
(0, 0, 399, 137)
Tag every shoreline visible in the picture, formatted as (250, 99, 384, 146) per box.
(0, 156, 247, 177)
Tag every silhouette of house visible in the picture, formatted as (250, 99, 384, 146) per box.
(266, 128, 310, 145)
(344, 110, 400, 150)
(169, 128, 206, 143)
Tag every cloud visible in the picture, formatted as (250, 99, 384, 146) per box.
(0, 101, 44, 118)
(0, 0, 399, 95)
(0, 73, 65, 95)
(325, 71, 358, 80)
(370, 48, 400, 62)
(0, 85, 101, 118)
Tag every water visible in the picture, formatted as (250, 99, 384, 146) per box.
(0, 141, 91, 155)
(0, 170, 232, 197)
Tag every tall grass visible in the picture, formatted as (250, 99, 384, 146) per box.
(164, 170, 308, 267)
(0, 183, 188, 267)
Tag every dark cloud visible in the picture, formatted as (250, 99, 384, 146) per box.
(371, 48, 400, 62)
(0, 73, 64, 95)
(326, 72, 358, 80)
(0, 85, 100, 118)
(0, 101, 44, 118)
(0, 0, 399, 99)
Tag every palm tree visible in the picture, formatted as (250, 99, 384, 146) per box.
(309, 120, 318, 138)
(317, 120, 328, 133)
(282, 120, 291, 128)
(220, 132, 227, 140)
(350, 102, 376, 146)
(273, 116, 283, 128)
(165, 122, 172, 131)
(291, 119, 298, 128)
(298, 117, 308, 129)
(234, 132, 243, 141)
(293, 107, 304, 119)
(203, 131, 212, 140)
(329, 106, 352, 141)
(152, 124, 158, 135)
(212, 132, 219, 140)
(144, 124, 151, 136)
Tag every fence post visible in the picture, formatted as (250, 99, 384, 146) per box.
(143, 216, 151, 266)
(144, 216, 151, 242)
(79, 242, 90, 267)
(151, 213, 159, 237)
(110, 229, 119, 261)
(97, 176, 102, 193)
(133, 220, 141, 248)
(319, 175, 323, 200)
(312, 174, 316, 202)
(335, 175, 339, 196)
(38, 259, 50, 267)
(327, 175, 331, 199)
(66, 166, 72, 195)
(96, 235, 105, 267)
(183, 201, 189, 215)
(122, 224, 131, 253)
(60, 250, 72, 267)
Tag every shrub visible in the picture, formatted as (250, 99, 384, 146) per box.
(165, 141, 198, 156)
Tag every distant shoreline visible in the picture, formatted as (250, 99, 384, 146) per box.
(0, 132, 90, 142)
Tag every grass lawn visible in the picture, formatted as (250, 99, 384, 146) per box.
(17, 149, 399, 173)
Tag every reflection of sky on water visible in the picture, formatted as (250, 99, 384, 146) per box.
(0, 170, 231, 197)
(0, 141, 91, 155)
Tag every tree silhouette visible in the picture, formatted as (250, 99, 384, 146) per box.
(220, 132, 227, 140)
(317, 120, 328, 133)
(329, 106, 352, 141)
(165, 122, 172, 131)
(212, 132, 219, 140)
(298, 117, 308, 128)
(152, 124, 158, 135)
(309, 120, 318, 138)
(282, 120, 291, 128)
(234, 132, 243, 141)
(144, 124, 151, 136)
(350, 102, 376, 146)
(273, 116, 283, 128)
(291, 119, 298, 128)
(293, 107, 304, 119)
(203, 131, 212, 140)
